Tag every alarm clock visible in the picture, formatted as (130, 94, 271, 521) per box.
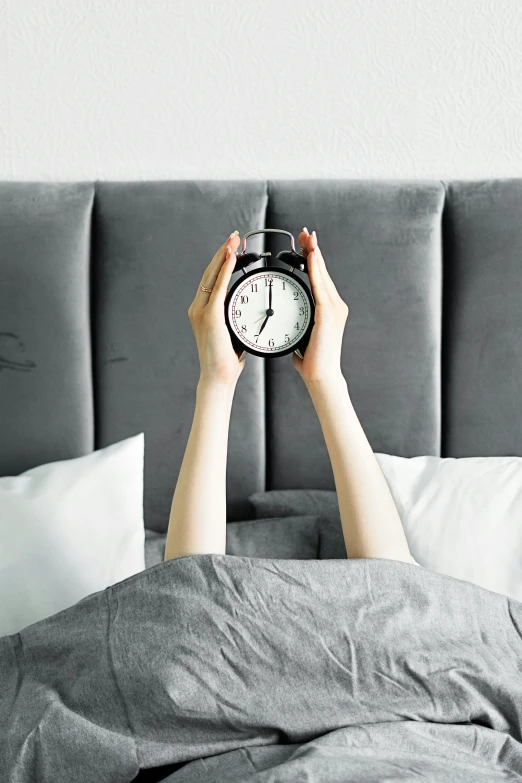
(224, 229, 315, 359)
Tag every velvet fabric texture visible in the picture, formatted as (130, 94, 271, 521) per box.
(2, 179, 521, 533)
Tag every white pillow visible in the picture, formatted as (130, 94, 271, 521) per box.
(376, 453, 522, 600)
(0, 433, 145, 637)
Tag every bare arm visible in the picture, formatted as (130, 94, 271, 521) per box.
(164, 380, 235, 559)
(164, 224, 411, 563)
(294, 228, 412, 563)
(306, 376, 411, 561)
(164, 230, 244, 561)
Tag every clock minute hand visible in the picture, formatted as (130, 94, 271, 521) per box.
(255, 282, 274, 337)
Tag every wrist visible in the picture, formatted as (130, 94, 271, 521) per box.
(304, 372, 348, 397)
(197, 375, 237, 399)
(305, 374, 352, 419)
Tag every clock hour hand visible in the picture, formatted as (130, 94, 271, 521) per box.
(256, 313, 270, 337)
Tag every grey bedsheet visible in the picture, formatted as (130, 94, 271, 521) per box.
(2, 555, 522, 782)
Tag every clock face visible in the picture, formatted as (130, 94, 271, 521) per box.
(226, 270, 313, 355)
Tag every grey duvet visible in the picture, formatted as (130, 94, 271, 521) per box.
(2, 554, 522, 782)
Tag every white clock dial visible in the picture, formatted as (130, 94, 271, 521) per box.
(228, 272, 311, 353)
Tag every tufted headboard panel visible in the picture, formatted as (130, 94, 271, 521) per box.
(1, 179, 520, 532)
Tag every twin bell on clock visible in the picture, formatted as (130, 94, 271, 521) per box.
(224, 228, 316, 359)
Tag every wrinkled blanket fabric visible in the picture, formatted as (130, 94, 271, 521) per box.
(2, 555, 522, 782)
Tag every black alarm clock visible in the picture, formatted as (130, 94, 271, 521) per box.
(224, 229, 315, 359)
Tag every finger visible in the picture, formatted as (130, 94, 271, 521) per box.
(196, 231, 240, 304)
(309, 230, 341, 303)
(208, 245, 238, 304)
(300, 227, 331, 305)
(306, 247, 330, 306)
(209, 231, 240, 269)
(300, 227, 325, 279)
(203, 230, 239, 284)
(298, 227, 313, 257)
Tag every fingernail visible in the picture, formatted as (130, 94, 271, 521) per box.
(229, 230, 239, 238)
(303, 226, 308, 233)
(312, 230, 317, 239)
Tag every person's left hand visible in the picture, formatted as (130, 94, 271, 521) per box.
(188, 230, 245, 386)
(293, 227, 349, 385)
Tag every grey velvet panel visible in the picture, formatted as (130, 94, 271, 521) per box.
(442, 180, 522, 457)
(265, 180, 444, 490)
(92, 181, 268, 532)
(0, 183, 94, 476)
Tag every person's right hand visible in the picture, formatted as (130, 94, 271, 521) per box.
(292, 227, 349, 385)
(188, 230, 245, 386)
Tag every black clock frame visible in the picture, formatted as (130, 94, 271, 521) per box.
(224, 265, 316, 359)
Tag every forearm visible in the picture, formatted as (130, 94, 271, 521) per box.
(164, 379, 235, 560)
(305, 374, 412, 562)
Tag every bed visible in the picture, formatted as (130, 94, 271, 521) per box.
(2, 178, 522, 782)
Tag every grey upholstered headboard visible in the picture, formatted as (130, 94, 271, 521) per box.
(1, 179, 521, 532)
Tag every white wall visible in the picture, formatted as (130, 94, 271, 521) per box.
(1, 0, 521, 181)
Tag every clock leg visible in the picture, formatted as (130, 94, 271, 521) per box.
(294, 348, 304, 360)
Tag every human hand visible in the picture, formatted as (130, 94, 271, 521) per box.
(188, 230, 245, 386)
(293, 227, 349, 385)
